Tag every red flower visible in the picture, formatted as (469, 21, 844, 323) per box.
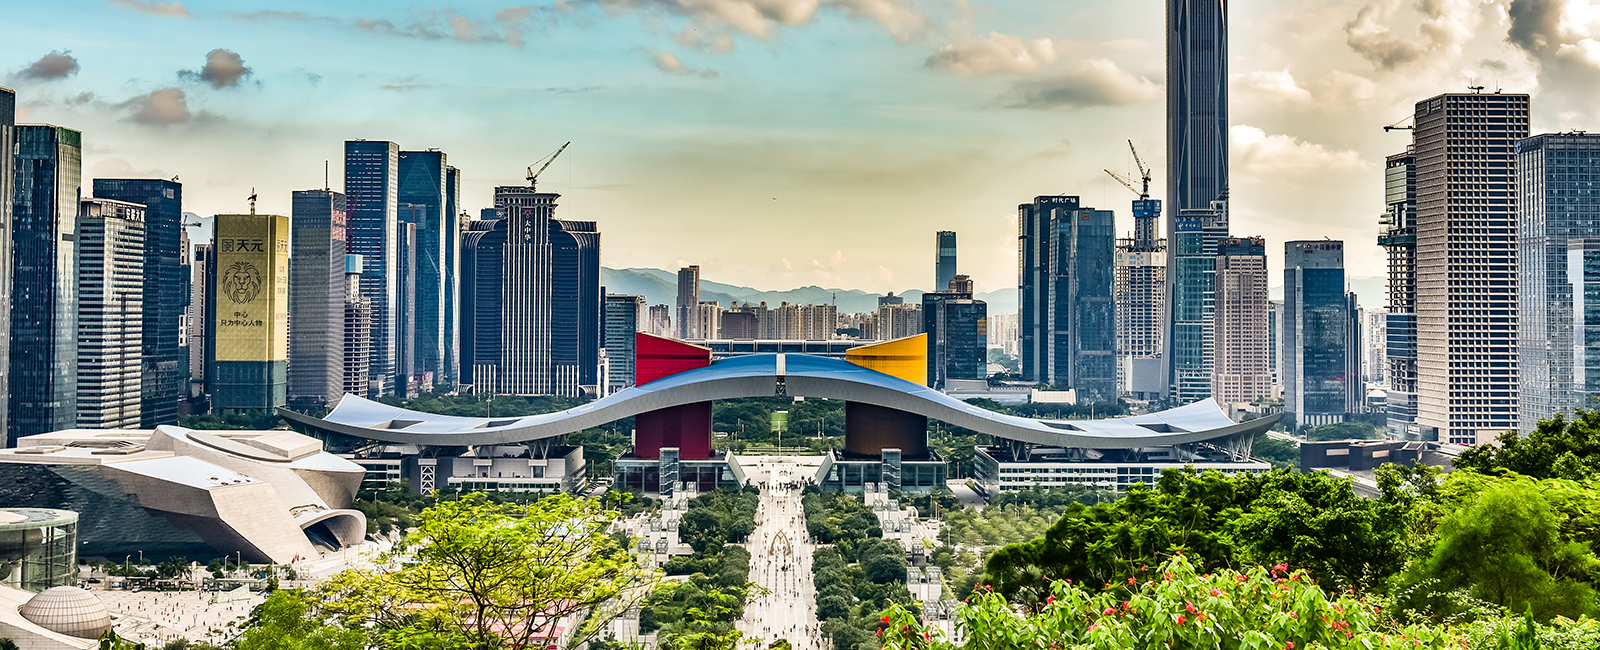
(882, 616, 890, 623)
(1210, 589, 1223, 597)
(1065, 578, 1072, 584)
(1128, 577, 1137, 585)
(1102, 607, 1115, 615)
(1164, 572, 1174, 581)
(1185, 602, 1197, 613)
(1285, 644, 1294, 650)
(1046, 595, 1055, 605)
(1177, 614, 1186, 625)
(1273, 563, 1289, 572)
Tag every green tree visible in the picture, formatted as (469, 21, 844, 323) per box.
(1398, 482, 1600, 621)
(234, 590, 366, 650)
(320, 492, 658, 650)
(1456, 410, 1600, 479)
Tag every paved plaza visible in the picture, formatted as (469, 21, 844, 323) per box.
(738, 456, 827, 650)
(93, 586, 266, 646)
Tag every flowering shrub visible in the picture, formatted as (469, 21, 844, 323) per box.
(880, 555, 1465, 650)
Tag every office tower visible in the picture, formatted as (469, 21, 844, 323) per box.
(345, 140, 400, 397)
(1282, 240, 1353, 427)
(458, 219, 500, 388)
(1116, 197, 1167, 400)
(1517, 133, 1600, 431)
(923, 289, 987, 389)
(604, 294, 646, 393)
(1210, 236, 1270, 404)
(493, 184, 557, 395)
(442, 166, 461, 388)
(398, 150, 448, 393)
(286, 190, 348, 412)
(1378, 150, 1419, 438)
(551, 219, 601, 395)
(879, 292, 903, 307)
(1268, 299, 1283, 387)
(676, 265, 700, 339)
(1364, 308, 1389, 384)
(1346, 292, 1364, 414)
(92, 179, 183, 427)
(648, 304, 672, 337)
(343, 254, 372, 398)
(1018, 195, 1078, 383)
(1565, 240, 1600, 410)
(935, 231, 957, 292)
(211, 213, 289, 413)
(1167, 200, 1229, 402)
(1017, 196, 1115, 399)
(9, 124, 81, 443)
(0, 87, 13, 440)
(190, 244, 213, 398)
(178, 228, 191, 369)
(395, 218, 418, 395)
(1408, 92, 1530, 444)
(75, 198, 146, 428)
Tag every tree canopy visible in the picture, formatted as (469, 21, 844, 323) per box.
(1455, 409, 1600, 479)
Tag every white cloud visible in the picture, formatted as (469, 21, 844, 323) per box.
(1233, 68, 1314, 108)
(110, 0, 194, 18)
(1344, 0, 1482, 70)
(925, 32, 1059, 75)
(1005, 59, 1159, 109)
(178, 49, 252, 89)
(589, 0, 925, 42)
(645, 49, 719, 77)
(1231, 125, 1367, 176)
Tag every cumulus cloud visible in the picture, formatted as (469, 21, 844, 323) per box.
(1505, 0, 1600, 84)
(585, 0, 925, 42)
(1233, 68, 1314, 107)
(645, 49, 719, 78)
(110, 0, 195, 18)
(675, 28, 735, 53)
(1004, 59, 1159, 109)
(1344, 0, 1481, 70)
(178, 49, 252, 88)
(1231, 125, 1367, 176)
(925, 32, 1059, 75)
(119, 87, 191, 126)
(228, 7, 536, 46)
(17, 51, 80, 80)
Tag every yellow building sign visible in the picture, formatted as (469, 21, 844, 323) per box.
(214, 214, 289, 362)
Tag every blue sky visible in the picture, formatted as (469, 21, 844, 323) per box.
(6, 0, 1600, 298)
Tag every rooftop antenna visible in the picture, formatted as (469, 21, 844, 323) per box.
(1469, 85, 1486, 94)
(324, 160, 329, 191)
(248, 188, 258, 215)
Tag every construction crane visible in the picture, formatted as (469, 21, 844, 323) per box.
(1103, 140, 1152, 200)
(526, 141, 571, 190)
(1383, 115, 1415, 132)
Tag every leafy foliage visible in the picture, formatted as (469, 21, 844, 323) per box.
(234, 590, 366, 650)
(1455, 409, 1600, 479)
(677, 487, 760, 554)
(802, 488, 883, 544)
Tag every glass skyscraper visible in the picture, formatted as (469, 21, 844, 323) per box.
(935, 231, 956, 292)
(1168, 203, 1228, 403)
(75, 198, 146, 429)
(1283, 240, 1353, 428)
(398, 150, 448, 392)
(1516, 133, 1600, 431)
(287, 190, 348, 412)
(345, 140, 399, 397)
(550, 219, 601, 395)
(604, 294, 646, 394)
(443, 166, 461, 387)
(0, 86, 14, 442)
(1567, 240, 1600, 410)
(1050, 207, 1116, 402)
(9, 125, 81, 444)
(1378, 150, 1419, 439)
(923, 288, 987, 389)
(92, 178, 184, 427)
(1018, 195, 1078, 384)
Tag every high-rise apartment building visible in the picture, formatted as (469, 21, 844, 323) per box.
(1378, 149, 1419, 438)
(211, 213, 289, 413)
(550, 219, 601, 395)
(676, 265, 700, 339)
(923, 289, 987, 389)
(92, 178, 183, 427)
(935, 231, 957, 293)
(398, 150, 449, 392)
(75, 198, 145, 429)
(876, 303, 922, 341)
(1282, 241, 1353, 427)
(879, 292, 903, 307)
(287, 190, 348, 412)
(9, 124, 81, 443)
(1168, 201, 1229, 403)
(604, 294, 646, 394)
(987, 312, 1019, 357)
(343, 254, 372, 398)
(345, 140, 400, 397)
(1364, 308, 1389, 384)
(1516, 133, 1600, 431)
(1115, 198, 1166, 400)
(648, 304, 672, 337)
(1411, 92, 1530, 444)
(0, 86, 13, 440)
(1210, 236, 1269, 404)
(721, 306, 759, 340)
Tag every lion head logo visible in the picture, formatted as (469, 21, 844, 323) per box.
(222, 261, 262, 304)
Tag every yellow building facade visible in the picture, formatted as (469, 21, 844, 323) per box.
(845, 334, 927, 385)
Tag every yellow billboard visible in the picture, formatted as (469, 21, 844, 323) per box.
(214, 214, 289, 362)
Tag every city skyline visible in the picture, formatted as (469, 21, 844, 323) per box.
(7, 1, 1600, 294)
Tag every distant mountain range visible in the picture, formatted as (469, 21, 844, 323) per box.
(600, 267, 1019, 314)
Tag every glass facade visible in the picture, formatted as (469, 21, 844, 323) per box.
(935, 231, 956, 292)
(345, 140, 399, 397)
(10, 125, 81, 445)
(1379, 151, 1420, 438)
(1283, 241, 1351, 427)
(922, 292, 987, 388)
(92, 179, 184, 428)
(1572, 242, 1600, 408)
(0, 509, 76, 592)
(604, 295, 645, 393)
(1019, 195, 1079, 383)
(459, 219, 506, 387)
(550, 220, 601, 394)
(0, 87, 14, 442)
(1168, 204, 1229, 403)
(398, 151, 448, 392)
(287, 190, 348, 412)
(442, 166, 461, 387)
(1050, 208, 1116, 401)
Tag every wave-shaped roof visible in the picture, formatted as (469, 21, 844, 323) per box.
(279, 354, 1277, 448)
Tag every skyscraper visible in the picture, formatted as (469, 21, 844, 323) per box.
(287, 190, 348, 412)
(493, 184, 557, 395)
(550, 219, 601, 396)
(75, 198, 145, 429)
(211, 213, 289, 414)
(604, 294, 646, 394)
(935, 231, 957, 293)
(191, 243, 213, 400)
(345, 140, 399, 397)
(1282, 240, 1353, 428)
(398, 150, 448, 392)
(1211, 236, 1269, 405)
(395, 218, 418, 394)
(1166, 0, 1229, 403)
(1378, 149, 1419, 439)
(1411, 92, 1530, 444)
(92, 178, 183, 427)
(1564, 239, 1600, 410)
(0, 86, 13, 440)
(459, 218, 504, 388)
(677, 265, 700, 339)
(1018, 195, 1078, 383)
(1115, 198, 1166, 400)
(1050, 208, 1117, 401)
(9, 124, 81, 443)
(442, 166, 462, 388)
(923, 287, 987, 390)
(343, 254, 372, 399)
(1516, 133, 1600, 430)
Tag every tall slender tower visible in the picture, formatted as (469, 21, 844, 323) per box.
(0, 86, 14, 441)
(9, 125, 81, 443)
(1283, 240, 1353, 428)
(287, 190, 348, 412)
(935, 231, 957, 293)
(211, 213, 290, 414)
(75, 198, 146, 429)
(1211, 236, 1270, 405)
(398, 150, 448, 392)
(1165, 0, 1228, 402)
(344, 140, 399, 398)
(92, 178, 183, 427)
(677, 266, 700, 339)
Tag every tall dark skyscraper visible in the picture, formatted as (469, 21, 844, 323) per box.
(935, 231, 956, 293)
(442, 166, 462, 387)
(923, 280, 988, 390)
(1378, 150, 1418, 439)
(1166, 0, 1228, 403)
(345, 140, 399, 397)
(604, 294, 645, 395)
(1282, 241, 1354, 428)
(93, 178, 184, 427)
(677, 266, 700, 339)
(287, 190, 348, 412)
(459, 219, 505, 388)
(398, 150, 448, 392)
(551, 219, 601, 395)
(1018, 195, 1078, 384)
(0, 86, 14, 441)
(10, 125, 81, 444)
(1017, 195, 1116, 401)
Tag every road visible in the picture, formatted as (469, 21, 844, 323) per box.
(738, 457, 826, 650)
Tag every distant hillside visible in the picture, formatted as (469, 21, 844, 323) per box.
(601, 267, 1017, 314)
